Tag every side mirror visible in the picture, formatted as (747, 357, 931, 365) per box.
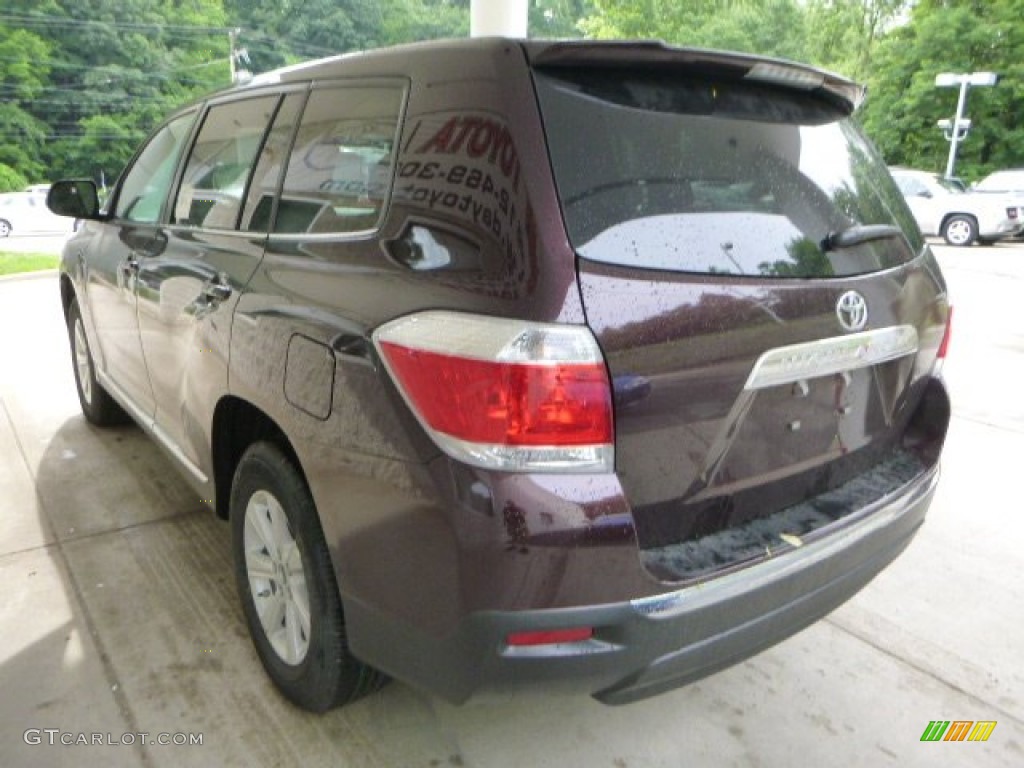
(47, 180, 100, 220)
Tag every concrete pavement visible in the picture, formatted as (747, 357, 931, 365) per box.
(0, 245, 1021, 767)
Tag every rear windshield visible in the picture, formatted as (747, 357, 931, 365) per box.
(535, 69, 921, 277)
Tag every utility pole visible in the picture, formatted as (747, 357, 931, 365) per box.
(229, 28, 238, 84)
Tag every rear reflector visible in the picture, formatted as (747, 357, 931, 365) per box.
(937, 306, 953, 360)
(372, 311, 614, 473)
(506, 627, 594, 646)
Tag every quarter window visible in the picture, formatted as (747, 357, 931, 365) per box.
(274, 85, 403, 234)
(172, 96, 279, 230)
(115, 112, 197, 223)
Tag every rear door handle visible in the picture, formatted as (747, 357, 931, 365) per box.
(120, 256, 139, 277)
(202, 276, 232, 303)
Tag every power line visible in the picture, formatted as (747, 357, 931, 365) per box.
(3, 13, 342, 59)
(1, 12, 234, 34)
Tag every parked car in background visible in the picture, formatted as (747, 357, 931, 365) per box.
(943, 176, 967, 192)
(0, 190, 75, 237)
(47, 38, 951, 713)
(973, 169, 1024, 239)
(889, 167, 1024, 246)
(974, 168, 1024, 195)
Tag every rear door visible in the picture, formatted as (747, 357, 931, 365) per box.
(135, 91, 304, 469)
(534, 64, 950, 554)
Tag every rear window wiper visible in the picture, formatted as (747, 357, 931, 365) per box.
(821, 224, 905, 252)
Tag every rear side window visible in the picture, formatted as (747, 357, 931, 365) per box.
(535, 70, 921, 277)
(241, 93, 306, 232)
(274, 85, 404, 235)
(172, 96, 279, 229)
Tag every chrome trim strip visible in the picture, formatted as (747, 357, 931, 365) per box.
(95, 369, 209, 485)
(744, 325, 919, 391)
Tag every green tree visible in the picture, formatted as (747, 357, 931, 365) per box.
(530, 0, 595, 38)
(378, 0, 468, 46)
(580, 0, 811, 62)
(3, 0, 230, 184)
(0, 24, 53, 181)
(804, 0, 906, 81)
(0, 164, 30, 193)
(860, 0, 1024, 179)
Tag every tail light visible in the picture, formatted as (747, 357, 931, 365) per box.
(372, 311, 614, 473)
(1008, 207, 1019, 220)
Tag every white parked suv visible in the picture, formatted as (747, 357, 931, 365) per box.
(0, 190, 75, 237)
(889, 167, 1024, 246)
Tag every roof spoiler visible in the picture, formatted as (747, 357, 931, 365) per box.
(524, 40, 865, 113)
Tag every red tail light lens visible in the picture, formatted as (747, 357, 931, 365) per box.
(372, 312, 614, 473)
(937, 306, 953, 360)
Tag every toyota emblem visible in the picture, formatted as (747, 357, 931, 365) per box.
(836, 291, 868, 332)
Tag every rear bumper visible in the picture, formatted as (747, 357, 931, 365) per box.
(982, 216, 1024, 238)
(344, 460, 938, 704)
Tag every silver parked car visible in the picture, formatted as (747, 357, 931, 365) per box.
(0, 190, 76, 238)
(974, 168, 1024, 195)
(889, 167, 1024, 246)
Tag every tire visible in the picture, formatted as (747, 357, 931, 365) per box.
(942, 215, 978, 246)
(67, 297, 130, 426)
(230, 441, 385, 712)
(0, 219, 11, 237)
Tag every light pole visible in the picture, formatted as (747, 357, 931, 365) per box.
(934, 71, 997, 179)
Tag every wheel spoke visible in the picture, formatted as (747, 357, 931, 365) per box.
(242, 487, 310, 666)
(256, 588, 286, 634)
(268, 499, 294, 553)
(285, 599, 308, 662)
(246, 550, 275, 582)
(74, 319, 93, 404)
(248, 495, 280, 559)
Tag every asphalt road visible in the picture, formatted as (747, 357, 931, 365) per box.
(0, 241, 1021, 767)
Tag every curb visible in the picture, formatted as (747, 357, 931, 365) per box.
(0, 269, 59, 284)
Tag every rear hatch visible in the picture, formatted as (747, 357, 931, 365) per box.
(530, 47, 950, 582)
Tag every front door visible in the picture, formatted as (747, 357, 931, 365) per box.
(83, 111, 198, 416)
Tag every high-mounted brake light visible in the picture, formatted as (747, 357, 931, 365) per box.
(372, 312, 614, 473)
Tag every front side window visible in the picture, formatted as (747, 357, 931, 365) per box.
(536, 69, 921, 277)
(115, 112, 197, 224)
(172, 96, 279, 230)
(274, 85, 404, 235)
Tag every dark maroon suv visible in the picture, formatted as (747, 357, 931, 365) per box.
(48, 38, 951, 712)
